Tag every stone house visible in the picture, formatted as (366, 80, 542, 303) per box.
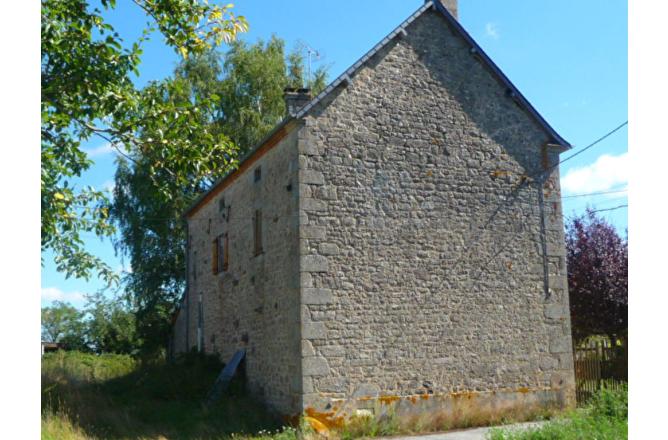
(172, 0, 575, 422)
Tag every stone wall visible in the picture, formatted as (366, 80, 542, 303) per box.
(297, 9, 574, 415)
(173, 5, 575, 421)
(177, 127, 304, 415)
(172, 296, 188, 355)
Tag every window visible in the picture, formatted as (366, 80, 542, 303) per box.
(212, 233, 229, 274)
(212, 238, 219, 274)
(219, 198, 230, 221)
(253, 209, 263, 256)
(193, 250, 197, 281)
(254, 166, 262, 182)
(220, 233, 228, 272)
(197, 293, 203, 352)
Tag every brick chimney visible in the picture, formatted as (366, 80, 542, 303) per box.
(284, 87, 312, 117)
(433, 0, 458, 19)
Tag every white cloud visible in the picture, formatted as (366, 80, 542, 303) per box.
(103, 180, 116, 196)
(84, 143, 128, 158)
(84, 143, 114, 158)
(41, 287, 85, 304)
(485, 22, 499, 39)
(561, 152, 628, 194)
(115, 263, 133, 275)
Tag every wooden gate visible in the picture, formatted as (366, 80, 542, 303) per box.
(574, 338, 627, 404)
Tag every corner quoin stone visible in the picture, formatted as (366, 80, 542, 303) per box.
(303, 356, 330, 376)
(302, 288, 334, 305)
(301, 225, 326, 239)
(302, 321, 327, 339)
(544, 304, 566, 319)
(550, 336, 571, 354)
(302, 170, 325, 185)
(301, 255, 329, 272)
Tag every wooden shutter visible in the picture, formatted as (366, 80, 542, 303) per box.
(223, 233, 229, 271)
(217, 234, 225, 272)
(254, 209, 263, 255)
(212, 237, 219, 274)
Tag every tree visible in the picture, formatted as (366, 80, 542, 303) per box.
(41, 0, 248, 285)
(41, 301, 88, 351)
(218, 37, 328, 151)
(110, 39, 328, 355)
(86, 292, 140, 354)
(566, 209, 628, 343)
(110, 54, 237, 356)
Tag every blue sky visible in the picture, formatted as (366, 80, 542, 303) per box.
(41, 0, 628, 308)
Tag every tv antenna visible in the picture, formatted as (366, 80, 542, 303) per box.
(303, 42, 321, 88)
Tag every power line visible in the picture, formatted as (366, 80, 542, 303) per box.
(557, 121, 628, 167)
(429, 120, 631, 310)
(590, 204, 628, 214)
(562, 189, 627, 199)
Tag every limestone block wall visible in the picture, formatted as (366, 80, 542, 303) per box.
(297, 9, 574, 414)
(178, 128, 303, 414)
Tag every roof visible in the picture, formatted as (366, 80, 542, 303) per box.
(41, 341, 60, 347)
(184, 0, 571, 219)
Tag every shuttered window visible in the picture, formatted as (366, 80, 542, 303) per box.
(223, 233, 229, 271)
(212, 234, 228, 273)
(212, 237, 219, 274)
(219, 233, 228, 272)
(253, 209, 263, 256)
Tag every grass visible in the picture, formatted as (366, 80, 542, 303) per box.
(488, 386, 628, 440)
(333, 399, 557, 440)
(337, 406, 401, 440)
(42, 351, 627, 440)
(41, 350, 296, 440)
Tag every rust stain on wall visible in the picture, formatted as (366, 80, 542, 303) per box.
(379, 395, 401, 405)
(304, 407, 345, 430)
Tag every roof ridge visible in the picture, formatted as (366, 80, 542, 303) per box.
(183, 0, 571, 218)
(295, 0, 570, 148)
(430, 0, 571, 148)
(295, 1, 434, 118)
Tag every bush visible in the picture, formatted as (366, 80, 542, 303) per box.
(42, 350, 136, 382)
(589, 385, 628, 420)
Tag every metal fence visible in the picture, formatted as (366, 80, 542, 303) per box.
(573, 338, 627, 405)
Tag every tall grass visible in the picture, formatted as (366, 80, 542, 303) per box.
(488, 386, 628, 440)
(333, 399, 556, 440)
(43, 351, 627, 439)
(42, 351, 136, 383)
(41, 351, 293, 440)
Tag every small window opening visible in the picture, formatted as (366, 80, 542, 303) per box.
(212, 234, 229, 274)
(253, 209, 263, 256)
(219, 233, 228, 272)
(212, 238, 218, 274)
(197, 293, 204, 352)
(193, 250, 197, 281)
